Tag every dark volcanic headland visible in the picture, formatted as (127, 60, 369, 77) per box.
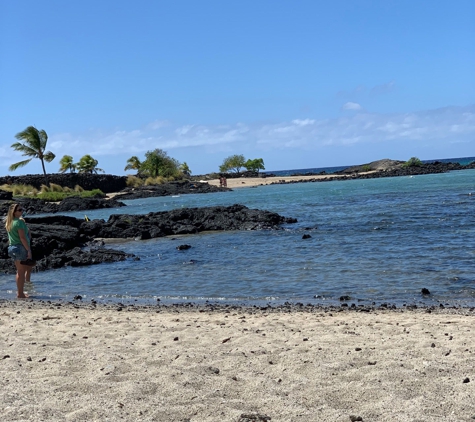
(266, 159, 475, 185)
(0, 204, 297, 274)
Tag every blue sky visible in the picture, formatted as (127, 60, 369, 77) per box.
(1, 0, 474, 176)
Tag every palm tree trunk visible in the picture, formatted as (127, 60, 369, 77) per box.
(40, 159, 49, 183)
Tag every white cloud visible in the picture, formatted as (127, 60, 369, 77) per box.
(342, 102, 362, 111)
(42, 105, 475, 162)
(292, 119, 315, 126)
(175, 125, 194, 136)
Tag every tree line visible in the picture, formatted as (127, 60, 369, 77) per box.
(8, 125, 265, 178)
(219, 154, 265, 174)
(9, 126, 104, 175)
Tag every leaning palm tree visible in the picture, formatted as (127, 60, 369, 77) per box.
(59, 155, 76, 173)
(9, 126, 56, 176)
(179, 162, 192, 176)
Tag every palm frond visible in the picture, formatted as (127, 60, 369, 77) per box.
(43, 151, 56, 162)
(38, 129, 48, 150)
(8, 159, 32, 171)
(15, 126, 42, 148)
(10, 142, 39, 157)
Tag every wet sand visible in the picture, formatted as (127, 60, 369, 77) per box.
(1, 301, 474, 421)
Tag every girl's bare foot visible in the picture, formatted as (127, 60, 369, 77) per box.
(17, 293, 29, 298)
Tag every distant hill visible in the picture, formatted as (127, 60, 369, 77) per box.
(340, 159, 404, 174)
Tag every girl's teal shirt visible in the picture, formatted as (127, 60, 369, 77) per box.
(7, 218, 30, 247)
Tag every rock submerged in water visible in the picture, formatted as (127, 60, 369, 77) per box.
(176, 244, 191, 250)
(0, 204, 297, 273)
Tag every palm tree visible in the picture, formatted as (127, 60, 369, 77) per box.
(59, 155, 76, 173)
(76, 154, 104, 174)
(124, 156, 142, 173)
(9, 126, 56, 175)
(179, 162, 192, 176)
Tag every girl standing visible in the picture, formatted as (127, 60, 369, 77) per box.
(5, 203, 32, 298)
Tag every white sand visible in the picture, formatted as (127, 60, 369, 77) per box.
(1, 302, 474, 421)
(207, 174, 352, 189)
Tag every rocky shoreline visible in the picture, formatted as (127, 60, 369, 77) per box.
(112, 180, 229, 200)
(267, 160, 475, 185)
(0, 204, 296, 274)
(2, 297, 475, 314)
(1, 161, 473, 214)
(0, 180, 229, 216)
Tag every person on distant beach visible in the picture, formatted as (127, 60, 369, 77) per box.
(5, 203, 32, 298)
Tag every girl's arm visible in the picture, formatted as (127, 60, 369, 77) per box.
(18, 228, 32, 258)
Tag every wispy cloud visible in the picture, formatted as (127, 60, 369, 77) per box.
(38, 105, 475, 160)
(341, 102, 363, 111)
(370, 80, 396, 96)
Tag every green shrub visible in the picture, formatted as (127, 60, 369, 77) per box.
(49, 183, 64, 192)
(3, 182, 102, 201)
(37, 191, 67, 201)
(1, 184, 37, 196)
(81, 189, 105, 198)
(126, 175, 144, 187)
(402, 157, 423, 167)
(37, 188, 105, 202)
(3, 183, 43, 196)
(40, 184, 50, 193)
(361, 164, 372, 172)
(144, 176, 166, 186)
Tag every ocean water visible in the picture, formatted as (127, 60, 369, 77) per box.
(1, 167, 475, 307)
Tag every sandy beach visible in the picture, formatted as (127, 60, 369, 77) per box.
(1, 302, 474, 422)
(206, 174, 349, 189)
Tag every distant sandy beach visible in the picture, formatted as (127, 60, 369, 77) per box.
(206, 174, 351, 189)
(1, 301, 474, 421)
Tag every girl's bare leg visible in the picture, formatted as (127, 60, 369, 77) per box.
(25, 267, 31, 283)
(14, 261, 29, 298)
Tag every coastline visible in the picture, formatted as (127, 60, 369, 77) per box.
(206, 173, 365, 189)
(1, 300, 474, 421)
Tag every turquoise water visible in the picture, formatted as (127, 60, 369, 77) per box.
(1, 169, 475, 306)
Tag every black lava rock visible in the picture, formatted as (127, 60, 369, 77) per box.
(176, 244, 192, 250)
(0, 204, 296, 273)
